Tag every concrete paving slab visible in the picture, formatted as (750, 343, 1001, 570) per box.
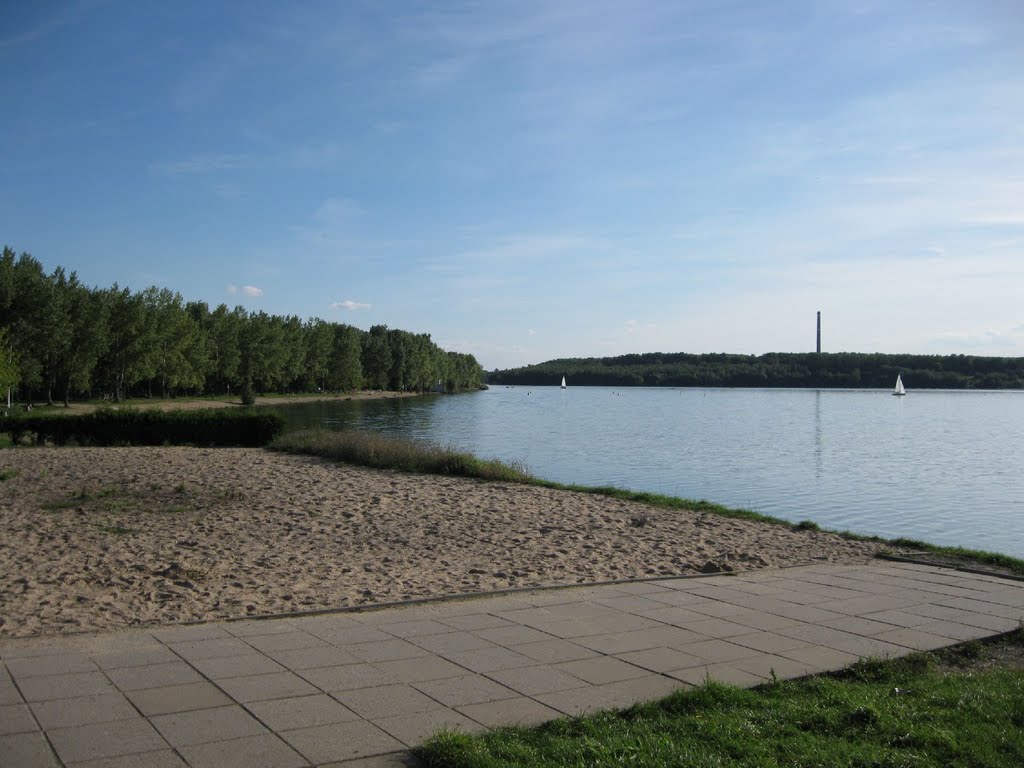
(506, 638, 600, 664)
(332, 684, 441, 720)
(613, 647, 705, 674)
(345, 639, 433, 663)
(247, 693, 359, 730)
(124, 681, 233, 717)
(188, 652, 286, 679)
(18, 672, 117, 703)
(442, 646, 535, 673)
(66, 748, 188, 767)
(0, 730, 61, 767)
(91, 646, 179, 671)
(262, 645, 361, 671)
(409, 631, 496, 655)
(373, 656, 467, 684)
(456, 696, 562, 728)
(485, 664, 590, 696)
(47, 718, 167, 764)
(0, 702, 37, 735)
(30, 692, 138, 730)
(176, 733, 308, 768)
(371, 707, 482, 748)
(105, 661, 204, 692)
(214, 671, 320, 703)
(297, 663, 397, 693)
(5, 654, 98, 679)
(411, 675, 519, 707)
(150, 705, 267, 747)
(2, 561, 1020, 766)
(554, 656, 650, 685)
(241, 631, 328, 655)
(281, 719, 405, 762)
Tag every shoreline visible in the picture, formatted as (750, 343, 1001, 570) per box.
(0, 446, 908, 639)
(21, 390, 423, 415)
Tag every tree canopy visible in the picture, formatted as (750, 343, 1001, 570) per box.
(0, 246, 484, 404)
(489, 351, 1024, 390)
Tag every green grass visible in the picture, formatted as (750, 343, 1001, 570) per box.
(0, 468, 18, 481)
(42, 484, 204, 517)
(417, 633, 1024, 768)
(884, 539, 1024, 577)
(270, 429, 534, 483)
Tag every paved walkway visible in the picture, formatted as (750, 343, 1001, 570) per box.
(2, 561, 1023, 767)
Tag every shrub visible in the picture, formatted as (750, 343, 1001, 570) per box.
(0, 408, 284, 447)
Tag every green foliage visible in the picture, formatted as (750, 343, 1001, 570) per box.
(0, 326, 19, 396)
(0, 245, 485, 403)
(240, 380, 257, 406)
(416, 634, 1024, 768)
(0, 408, 283, 447)
(490, 351, 1024, 389)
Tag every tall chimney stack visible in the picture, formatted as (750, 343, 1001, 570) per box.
(816, 311, 821, 354)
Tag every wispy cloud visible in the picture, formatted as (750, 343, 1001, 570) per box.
(331, 300, 371, 311)
(227, 283, 263, 297)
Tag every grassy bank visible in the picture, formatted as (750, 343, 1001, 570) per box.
(270, 429, 534, 483)
(270, 429, 1024, 577)
(417, 632, 1024, 768)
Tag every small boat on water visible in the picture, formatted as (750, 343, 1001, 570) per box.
(893, 374, 906, 396)
(561, 376, 567, 389)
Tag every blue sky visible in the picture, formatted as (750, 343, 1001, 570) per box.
(2, 0, 1022, 369)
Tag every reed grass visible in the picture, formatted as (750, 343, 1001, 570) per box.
(270, 429, 534, 483)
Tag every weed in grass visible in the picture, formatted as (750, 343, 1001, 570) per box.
(792, 519, 820, 531)
(0, 468, 18, 482)
(174, 483, 187, 494)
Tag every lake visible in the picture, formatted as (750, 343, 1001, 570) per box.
(273, 387, 1024, 558)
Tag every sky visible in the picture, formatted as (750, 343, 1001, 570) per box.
(1, 0, 1022, 369)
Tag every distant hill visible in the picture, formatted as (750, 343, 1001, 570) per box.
(488, 352, 1024, 389)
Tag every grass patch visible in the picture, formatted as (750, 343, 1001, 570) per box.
(417, 633, 1024, 768)
(0, 468, 18, 481)
(42, 484, 204, 517)
(271, 429, 534, 483)
(883, 539, 1024, 578)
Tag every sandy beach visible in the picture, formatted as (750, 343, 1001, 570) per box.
(0, 447, 902, 638)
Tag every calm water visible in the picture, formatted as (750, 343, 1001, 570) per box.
(274, 388, 1024, 558)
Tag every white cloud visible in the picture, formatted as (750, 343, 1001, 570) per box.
(527, 328, 536, 336)
(226, 283, 237, 295)
(242, 285, 263, 297)
(331, 300, 371, 311)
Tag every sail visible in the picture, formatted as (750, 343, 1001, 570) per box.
(894, 375, 906, 396)
(561, 376, 567, 389)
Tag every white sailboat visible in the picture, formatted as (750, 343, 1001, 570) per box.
(892, 374, 906, 396)
(561, 376, 567, 389)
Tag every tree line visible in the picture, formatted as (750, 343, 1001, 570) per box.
(0, 246, 485, 405)
(489, 351, 1024, 389)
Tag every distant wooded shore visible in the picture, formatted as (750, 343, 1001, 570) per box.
(488, 352, 1024, 389)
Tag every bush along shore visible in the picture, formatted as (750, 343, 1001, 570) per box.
(271, 429, 1024, 577)
(0, 408, 284, 447)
